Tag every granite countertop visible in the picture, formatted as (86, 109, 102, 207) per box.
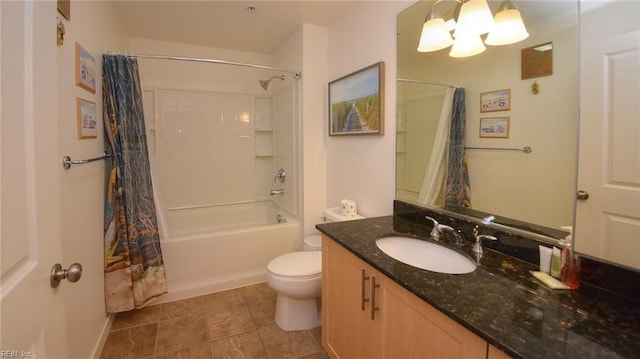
(316, 215, 640, 359)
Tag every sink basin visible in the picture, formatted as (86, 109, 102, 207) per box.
(376, 236, 476, 274)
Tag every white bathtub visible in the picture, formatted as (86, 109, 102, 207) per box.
(156, 201, 301, 303)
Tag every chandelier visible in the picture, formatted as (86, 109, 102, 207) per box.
(417, 0, 529, 58)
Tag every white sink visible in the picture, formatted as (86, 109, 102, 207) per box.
(376, 236, 476, 274)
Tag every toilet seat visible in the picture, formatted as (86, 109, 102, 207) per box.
(267, 251, 321, 279)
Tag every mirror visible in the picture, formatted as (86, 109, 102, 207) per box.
(396, 0, 579, 241)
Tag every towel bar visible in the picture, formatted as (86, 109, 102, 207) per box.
(465, 146, 532, 154)
(62, 151, 112, 169)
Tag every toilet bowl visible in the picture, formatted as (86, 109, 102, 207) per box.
(267, 250, 322, 330)
(266, 207, 365, 331)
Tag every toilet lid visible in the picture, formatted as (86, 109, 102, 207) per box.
(304, 235, 322, 249)
(268, 251, 322, 277)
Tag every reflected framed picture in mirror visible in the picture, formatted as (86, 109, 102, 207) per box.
(480, 89, 510, 112)
(522, 42, 553, 79)
(329, 62, 385, 136)
(479, 117, 510, 138)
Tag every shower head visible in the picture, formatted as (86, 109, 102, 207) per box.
(259, 75, 285, 91)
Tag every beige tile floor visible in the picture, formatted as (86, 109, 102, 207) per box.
(100, 283, 327, 359)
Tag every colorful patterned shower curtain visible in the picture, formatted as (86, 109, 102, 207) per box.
(445, 88, 472, 207)
(102, 54, 167, 313)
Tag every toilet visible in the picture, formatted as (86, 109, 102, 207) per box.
(266, 207, 365, 331)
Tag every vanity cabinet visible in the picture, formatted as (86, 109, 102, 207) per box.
(322, 235, 381, 358)
(322, 236, 490, 359)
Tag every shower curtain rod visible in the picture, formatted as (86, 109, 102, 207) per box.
(111, 53, 302, 79)
(397, 78, 459, 89)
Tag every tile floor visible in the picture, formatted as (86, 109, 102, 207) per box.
(100, 283, 327, 359)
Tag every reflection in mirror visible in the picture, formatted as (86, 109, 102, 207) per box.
(396, 1, 579, 240)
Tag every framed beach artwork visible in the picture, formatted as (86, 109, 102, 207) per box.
(75, 42, 97, 93)
(480, 89, 510, 113)
(329, 62, 385, 136)
(479, 117, 510, 138)
(77, 97, 97, 139)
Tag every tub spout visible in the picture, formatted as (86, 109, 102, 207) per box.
(270, 189, 285, 196)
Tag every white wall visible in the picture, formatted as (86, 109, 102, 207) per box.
(56, 2, 128, 358)
(299, 25, 329, 235)
(326, 1, 413, 218)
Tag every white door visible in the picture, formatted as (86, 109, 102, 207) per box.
(1, 0, 69, 356)
(575, 1, 640, 269)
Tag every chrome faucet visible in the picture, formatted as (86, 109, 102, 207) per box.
(438, 225, 466, 246)
(274, 169, 286, 184)
(424, 216, 443, 240)
(424, 216, 465, 245)
(270, 188, 285, 196)
(473, 234, 498, 257)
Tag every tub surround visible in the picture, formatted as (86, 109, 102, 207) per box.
(316, 208, 640, 358)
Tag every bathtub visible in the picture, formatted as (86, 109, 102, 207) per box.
(155, 201, 302, 303)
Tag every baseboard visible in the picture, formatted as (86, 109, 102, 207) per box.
(90, 313, 114, 359)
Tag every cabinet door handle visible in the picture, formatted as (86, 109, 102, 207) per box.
(371, 276, 380, 320)
(361, 269, 370, 311)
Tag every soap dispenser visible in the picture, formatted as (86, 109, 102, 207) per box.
(560, 226, 580, 289)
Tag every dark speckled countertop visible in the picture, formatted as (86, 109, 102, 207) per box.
(317, 215, 640, 359)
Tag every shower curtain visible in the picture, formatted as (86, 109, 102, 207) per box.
(445, 88, 472, 207)
(418, 87, 455, 205)
(102, 54, 167, 313)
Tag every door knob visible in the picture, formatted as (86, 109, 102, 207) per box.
(577, 190, 590, 200)
(50, 263, 83, 288)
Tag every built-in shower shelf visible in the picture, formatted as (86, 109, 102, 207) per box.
(255, 129, 273, 132)
(255, 153, 273, 158)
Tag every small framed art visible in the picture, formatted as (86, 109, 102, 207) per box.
(480, 89, 510, 113)
(479, 117, 510, 138)
(57, 0, 70, 20)
(77, 97, 97, 139)
(329, 62, 384, 136)
(75, 42, 97, 93)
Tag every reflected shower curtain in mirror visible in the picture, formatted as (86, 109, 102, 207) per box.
(418, 87, 455, 205)
(102, 54, 167, 313)
(446, 88, 472, 207)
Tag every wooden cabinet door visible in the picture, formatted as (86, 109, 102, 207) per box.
(322, 238, 382, 359)
(488, 345, 512, 359)
(322, 236, 487, 359)
(379, 276, 487, 358)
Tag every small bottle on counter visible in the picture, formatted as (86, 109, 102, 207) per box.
(550, 246, 562, 278)
(560, 226, 580, 289)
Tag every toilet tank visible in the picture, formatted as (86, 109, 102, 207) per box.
(322, 206, 365, 223)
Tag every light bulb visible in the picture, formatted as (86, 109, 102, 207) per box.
(453, 0, 495, 38)
(449, 34, 486, 58)
(418, 18, 454, 52)
(486, 6, 529, 46)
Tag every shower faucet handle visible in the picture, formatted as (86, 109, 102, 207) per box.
(274, 169, 286, 183)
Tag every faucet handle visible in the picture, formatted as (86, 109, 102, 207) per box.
(424, 216, 440, 240)
(274, 169, 286, 183)
(473, 234, 498, 256)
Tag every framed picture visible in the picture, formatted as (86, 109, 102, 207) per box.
(479, 117, 510, 138)
(57, 0, 70, 20)
(75, 42, 96, 93)
(329, 62, 385, 136)
(76, 97, 97, 139)
(480, 89, 510, 112)
(522, 42, 553, 79)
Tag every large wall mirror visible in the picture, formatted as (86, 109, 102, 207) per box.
(396, 0, 579, 241)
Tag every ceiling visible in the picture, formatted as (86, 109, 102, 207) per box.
(111, 0, 360, 55)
